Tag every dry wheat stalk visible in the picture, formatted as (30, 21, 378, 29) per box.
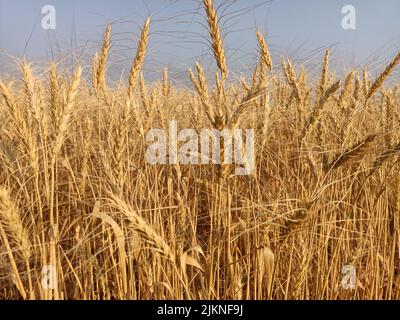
(0, 223, 27, 299)
(92, 202, 128, 296)
(383, 92, 394, 147)
(111, 100, 130, 191)
(362, 70, 369, 98)
(251, 65, 260, 90)
(139, 72, 150, 116)
(92, 52, 100, 95)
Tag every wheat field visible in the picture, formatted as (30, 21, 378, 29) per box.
(1, 0, 400, 300)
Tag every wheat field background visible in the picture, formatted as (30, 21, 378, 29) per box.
(1, 0, 400, 300)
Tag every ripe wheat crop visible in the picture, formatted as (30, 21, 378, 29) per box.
(1, 0, 400, 300)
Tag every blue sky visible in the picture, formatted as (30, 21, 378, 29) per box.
(0, 0, 399, 83)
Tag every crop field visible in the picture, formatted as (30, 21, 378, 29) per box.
(0, 0, 400, 300)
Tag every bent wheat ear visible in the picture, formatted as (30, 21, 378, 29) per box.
(367, 52, 400, 100)
(0, 186, 33, 299)
(108, 193, 175, 262)
(324, 134, 376, 171)
(0, 187, 31, 262)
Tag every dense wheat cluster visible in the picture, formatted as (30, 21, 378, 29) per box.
(1, 0, 400, 300)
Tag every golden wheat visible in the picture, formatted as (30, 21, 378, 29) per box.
(0, 2, 400, 301)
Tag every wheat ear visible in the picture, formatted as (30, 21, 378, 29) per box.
(323, 134, 376, 171)
(318, 49, 330, 98)
(257, 31, 273, 85)
(301, 80, 341, 141)
(97, 23, 111, 94)
(281, 59, 302, 104)
(0, 187, 31, 262)
(367, 52, 400, 100)
(128, 17, 151, 98)
(52, 66, 82, 158)
(203, 0, 228, 79)
(109, 193, 175, 262)
(338, 71, 354, 110)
